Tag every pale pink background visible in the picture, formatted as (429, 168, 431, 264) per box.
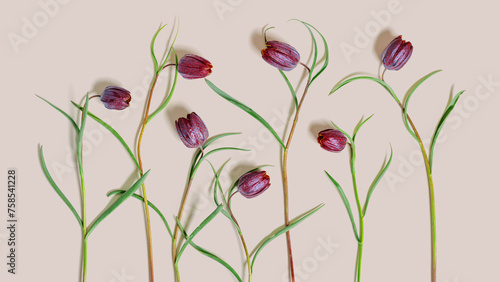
(1, 0, 499, 281)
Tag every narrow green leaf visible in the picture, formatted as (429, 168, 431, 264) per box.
(190, 147, 249, 179)
(291, 19, 317, 82)
(151, 24, 168, 72)
(263, 26, 275, 42)
(325, 171, 360, 242)
(71, 102, 140, 170)
(76, 94, 89, 203)
(278, 69, 298, 109)
(85, 170, 150, 238)
(208, 160, 231, 207)
(159, 21, 179, 69)
(362, 146, 393, 217)
(402, 70, 442, 142)
(39, 146, 82, 227)
(203, 132, 242, 149)
(251, 203, 324, 271)
(205, 79, 286, 149)
(37, 95, 79, 132)
(329, 76, 401, 104)
(295, 20, 329, 83)
(429, 90, 465, 170)
(352, 114, 374, 142)
(330, 121, 354, 145)
(147, 49, 179, 123)
(107, 190, 242, 282)
(175, 205, 224, 264)
(107, 190, 173, 238)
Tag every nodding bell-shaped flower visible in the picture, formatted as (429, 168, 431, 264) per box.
(178, 54, 213, 79)
(175, 112, 209, 148)
(381, 35, 413, 71)
(261, 41, 300, 71)
(100, 86, 131, 110)
(317, 129, 347, 153)
(237, 170, 271, 199)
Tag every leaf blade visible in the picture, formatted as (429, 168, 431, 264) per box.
(205, 79, 286, 149)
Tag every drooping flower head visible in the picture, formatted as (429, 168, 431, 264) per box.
(381, 35, 413, 71)
(178, 54, 213, 79)
(238, 170, 271, 199)
(100, 86, 131, 110)
(175, 112, 209, 148)
(317, 129, 347, 153)
(261, 41, 300, 71)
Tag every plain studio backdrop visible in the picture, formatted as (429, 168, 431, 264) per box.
(1, 0, 499, 281)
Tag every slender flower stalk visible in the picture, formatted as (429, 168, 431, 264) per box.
(227, 192, 253, 282)
(137, 63, 177, 282)
(77, 95, 89, 282)
(281, 63, 311, 281)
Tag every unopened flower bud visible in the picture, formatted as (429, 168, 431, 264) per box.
(381, 35, 413, 71)
(238, 170, 271, 199)
(261, 41, 300, 71)
(317, 129, 347, 153)
(175, 112, 209, 148)
(178, 54, 213, 79)
(100, 86, 131, 110)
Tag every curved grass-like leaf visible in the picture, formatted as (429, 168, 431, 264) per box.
(40, 146, 82, 227)
(71, 102, 140, 170)
(76, 94, 89, 226)
(292, 19, 329, 84)
(352, 114, 374, 142)
(251, 203, 324, 271)
(362, 146, 393, 217)
(107, 190, 242, 282)
(205, 79, 286, 149)
(429, 90, 465, 170)
(330, 121, 354, 145)
(329, 76, 401, 104)
(37, 95, 79, 132)
(147, 49, 179, 123)
(190, 147, 249, 180)
(85, 170, 150, 238)
(279, 69, 298, 109)
(159, 21, 179, 70)
(175, 205, 224, 264)
(151, 24, 168, 72)
(325, 171, 360, 242)
(402, 70, 442, 142)
(296, 20, 317, 82)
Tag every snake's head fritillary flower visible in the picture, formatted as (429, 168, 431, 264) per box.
(100, 86, 131, 110)
(175, 112, 209, 148)
(317, 129, 347, 153)
(178, 54, 213, 79)
(381, 35, 413, 71)
(261, 41, 300, 71)
(238, 170, 271, 199)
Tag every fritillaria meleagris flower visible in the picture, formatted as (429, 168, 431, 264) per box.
(261, 41, 300, 71)
(100, 86, 131, 110)
(381, 35, 413, 71)
(237, 170, 271, 199)
(175, 112, 209, 148)
(317, 129, 347, 153)
(178, 54, 213, 79)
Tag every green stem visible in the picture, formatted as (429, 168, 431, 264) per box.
(397, 103, 436, 282)
(228, 192, 252, 282)
(282, 63, 311, 282)
(137, 71, 161, 282)
(82, 238, 88, 282)
(172, 177, 194, 282)
(349, 143, 364, 282)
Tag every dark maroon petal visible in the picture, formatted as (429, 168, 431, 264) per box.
(381, 35, 413, 71)
(238, 170, 271, 199)
(178, 54, 213, 79)
(261, 41, 300, 71)
(317, 129, 347, 153)
(175, 112, 209, 148)
(100, 86, 131, 110)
